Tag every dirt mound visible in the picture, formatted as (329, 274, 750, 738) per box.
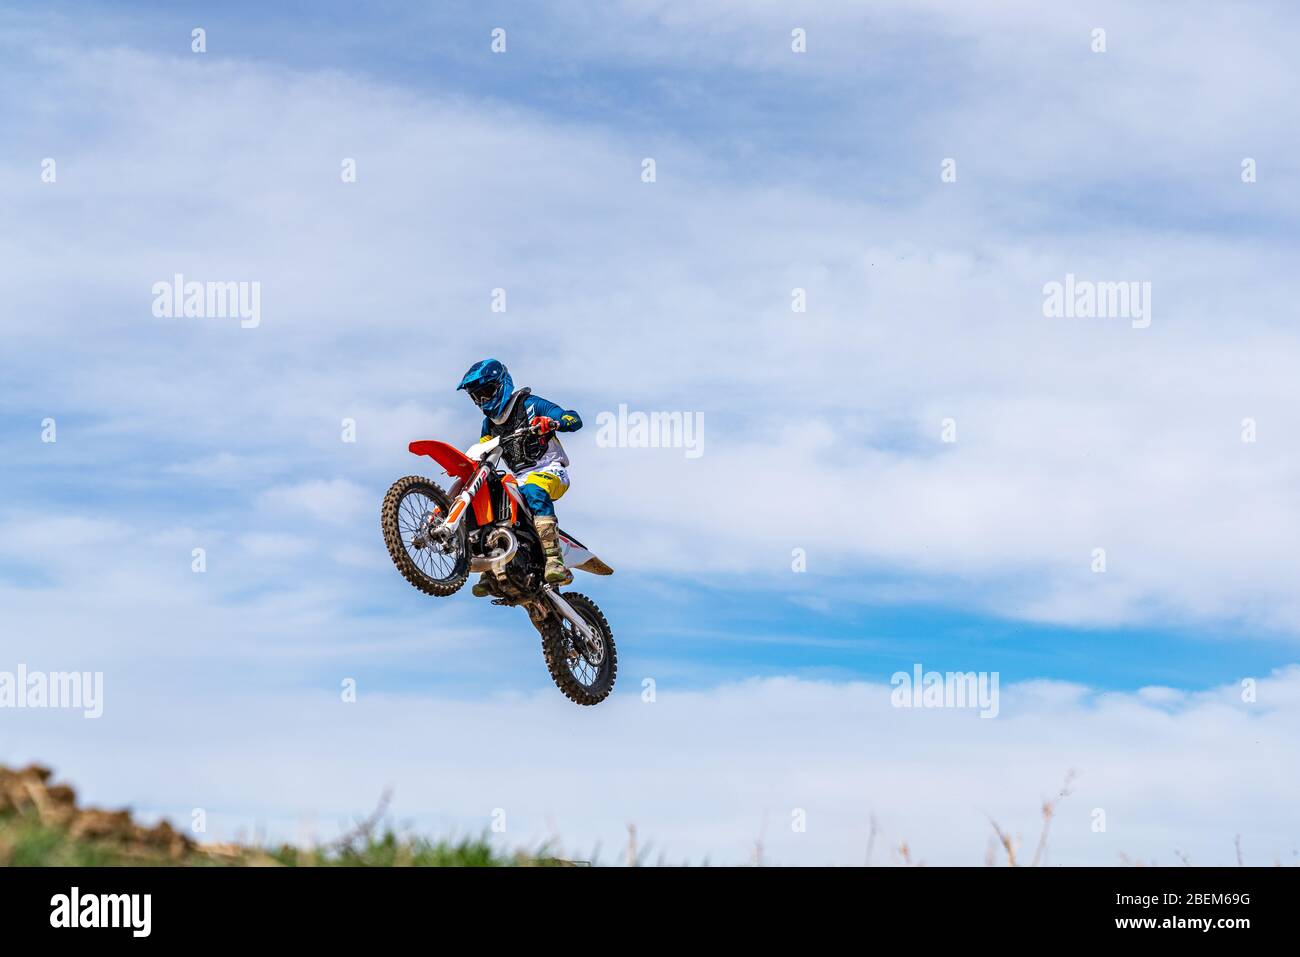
(0, 763, 194, 861)
(1, 763, 535, 867)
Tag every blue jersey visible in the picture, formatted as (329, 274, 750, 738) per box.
(480, 392, 582, 478)
(480, 393, 582, 440)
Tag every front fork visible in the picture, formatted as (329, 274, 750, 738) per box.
(430, 463, 490, 541)
(541, 587, 602, 654)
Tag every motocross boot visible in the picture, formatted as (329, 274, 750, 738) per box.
(471, 574, 492, 598)
(533, 515, 572, 585)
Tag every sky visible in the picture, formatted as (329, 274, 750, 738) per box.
(1, 0, 1298, 865)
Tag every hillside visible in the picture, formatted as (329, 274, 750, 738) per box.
(0, 764, 542, 867)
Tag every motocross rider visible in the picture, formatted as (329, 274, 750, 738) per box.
(456, 358, 583, 593)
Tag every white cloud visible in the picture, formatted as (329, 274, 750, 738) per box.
(0, 5, 1297, 868)
(2, 34, 1295, 635)
(258, 479, 370, 526)
(238, 532, 313, 561)
(4, 668, 1296, 866)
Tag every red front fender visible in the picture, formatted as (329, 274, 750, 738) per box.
(409, 440, 477, 482)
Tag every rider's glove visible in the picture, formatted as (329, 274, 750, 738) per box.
(530, 415, 557, 435)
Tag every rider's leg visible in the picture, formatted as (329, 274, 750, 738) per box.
(520, 472, 571, 584)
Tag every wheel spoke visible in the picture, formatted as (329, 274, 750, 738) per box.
(395, 486, 461, 584)
(560, 614, 604, 689)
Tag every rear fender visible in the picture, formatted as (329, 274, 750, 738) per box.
(558, 530, 613, 576)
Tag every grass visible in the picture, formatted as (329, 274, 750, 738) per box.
(0, 815, 174, 867)
(0, 764, 560, 867)
(6, 763, 1288, 866)
(0, 811, 558, 867)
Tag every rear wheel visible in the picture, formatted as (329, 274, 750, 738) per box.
(381, 476, 469, 596)
(540, 592, 617, 705)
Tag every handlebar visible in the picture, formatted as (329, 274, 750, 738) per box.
(471, 423, 547, 462)
(506, 423, 546, 439)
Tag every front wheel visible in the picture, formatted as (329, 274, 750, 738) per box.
(382, 476, 469, 596)
(540, 593, 617, 706)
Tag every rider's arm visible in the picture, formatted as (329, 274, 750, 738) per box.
(529, 396, 582, 432)
(479, 417, 492, 441)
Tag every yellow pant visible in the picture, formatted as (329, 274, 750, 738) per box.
(519, 466, 569, 516)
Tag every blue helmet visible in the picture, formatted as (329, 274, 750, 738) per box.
(457, 358, 514, 419)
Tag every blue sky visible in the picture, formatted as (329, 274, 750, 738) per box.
(2, 1, 1298, 864)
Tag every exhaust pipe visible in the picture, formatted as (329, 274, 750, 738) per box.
(469, 527, 518, 573)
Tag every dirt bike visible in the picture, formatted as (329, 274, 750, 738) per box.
(381, 424, 617, 705)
